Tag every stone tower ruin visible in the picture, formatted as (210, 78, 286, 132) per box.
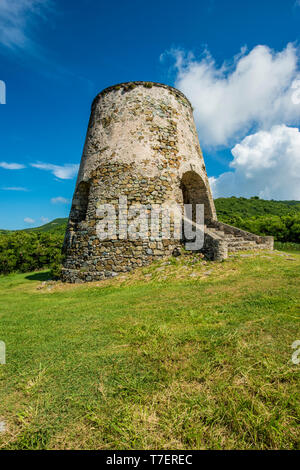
(62, 81, 273, 283)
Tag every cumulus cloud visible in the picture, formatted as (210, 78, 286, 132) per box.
(0, 0, 50, 50)
(51, 196, 70, 204)
(24, 217, 35, 224)
(167, 44, 300, 147)
(210, 125, 300, 200)
(0, 161, 25, 170)
(40, 216, 49, 223)
(2, 187, 28, 191)
(31, 162, 79, 180)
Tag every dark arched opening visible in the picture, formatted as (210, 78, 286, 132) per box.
(180, 171, 214, 224)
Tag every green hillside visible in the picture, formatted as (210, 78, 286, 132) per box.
(23, 218, 68, 234)
(0, 218, 68, 235)
(214, 197, 300, 244)
(215, 197, 300, 219)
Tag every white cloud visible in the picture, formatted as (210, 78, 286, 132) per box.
(31, 162, 79, 180)
(167, 44, 300, 147)
(24, 217, 35, 224)
(2, 187, 28, 191)
(0, 0, 50, 50)
(40, 216, 49, 223)
(0, 161, 25, 170)
(51, 196, 70, 204)
(210, 125, 300, 200)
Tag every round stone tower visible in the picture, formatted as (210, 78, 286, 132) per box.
(62, 81, 217, 282)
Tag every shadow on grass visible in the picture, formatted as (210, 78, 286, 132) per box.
(25, 271, 52, 281)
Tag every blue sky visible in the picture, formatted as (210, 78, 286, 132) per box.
(1, 0, 300, 229)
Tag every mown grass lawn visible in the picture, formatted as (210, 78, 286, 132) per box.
(0, 250, 299, 450)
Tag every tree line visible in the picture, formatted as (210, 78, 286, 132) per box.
(0, 197, 299, 276)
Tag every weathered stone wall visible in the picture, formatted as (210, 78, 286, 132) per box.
(62, 81, 217, 283)
(201, 229, 228, 261)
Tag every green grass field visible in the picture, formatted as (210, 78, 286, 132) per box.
(0, 250, 299, 450)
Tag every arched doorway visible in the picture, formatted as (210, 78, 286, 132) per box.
(180, 171, 214, 224)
